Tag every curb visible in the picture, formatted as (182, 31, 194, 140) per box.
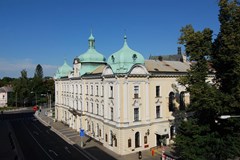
(34, 114, 98, 160)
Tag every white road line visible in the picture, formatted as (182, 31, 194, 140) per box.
(33, 131, 39, 136)
(31, 122, 43, 133)
(48, 149, 58, 156)
(23, 123, 54, 160)
(73, 145, 98, 160)
(64, 146, 71, 154)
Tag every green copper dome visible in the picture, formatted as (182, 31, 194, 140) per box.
(54, 60, 72, 78)
(78, 33, 106, 75)
(78, 33, 106, 63)
(107, 35, 145, 74)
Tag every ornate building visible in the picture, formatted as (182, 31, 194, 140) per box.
(54, 33, 190, 155)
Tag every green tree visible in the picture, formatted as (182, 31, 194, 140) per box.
(31, 64, 44, 105)
(13, 69, 31, 107)
(34, 64, 43, 79)
(174, 1, 240, 159)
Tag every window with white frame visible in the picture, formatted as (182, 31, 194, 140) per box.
(102, 105, 104, 117)
(86, 85, 89, 95)
(86, 102, 89, 112)
(110, 107, 113, 120)
(110, 86, 113, 98)
(91, 102, 93, 113)
(156, 105, 160, 118)
(134, 86, 139, 98)
(97, 104, 99, 115)
(156, 86, 160, 97)
(91, 85, 93, 95)
(134, 108, 139, 121)
(96, 85, 99, 96)
(102, 86, 104, 97)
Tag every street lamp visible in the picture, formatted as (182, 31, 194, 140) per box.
(31, 91, 37, 105)
(219, 115, 240, 119)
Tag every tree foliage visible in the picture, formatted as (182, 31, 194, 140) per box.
(174, 0, 240, 159)
(8, 65, 55, 107)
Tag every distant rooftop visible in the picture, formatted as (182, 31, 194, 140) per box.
(149, 47, 186, 62)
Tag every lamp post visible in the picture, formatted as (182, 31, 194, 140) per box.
(31, 91, 37, 106)
(47, 90, 52, 116)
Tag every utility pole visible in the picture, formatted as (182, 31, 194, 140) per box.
(15, 92, 17, 108)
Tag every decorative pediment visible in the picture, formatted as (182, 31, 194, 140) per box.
(155, 99, 162, 104)
(108, 100, 114, 106)
(95, 99, 99, 103)
(132, 100, 142, 106)
(102, 66, 114, 76)
(101, 100, 104, 103)
(90, 98, 93, 102)
(129, 65, 149, 75)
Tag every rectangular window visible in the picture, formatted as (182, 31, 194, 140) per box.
(96, 86, 99, 96)
(97, 104, 99, 115)
(134, 108, 139, 121)
(156, 86, 160, 97)
(102, 105, 104, 117)
(134, 86, 139, 98)
(91, 85, 93, 95)
(156, 105, 160, 118)
(111, 107, 113, 120)
(128, 139, 131, 148)
(91, 103, 93, 113)
(86, 85, 88, 95)
(102, 86, 104, 97)
(86, 102, 89, 112)
(110, 86, 113, 98)
(144, 136, 148, 144)
(115, 139, 117, 147)
(105, 134, 108, 142)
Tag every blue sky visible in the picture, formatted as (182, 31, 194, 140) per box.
(0, 0, 220, 78)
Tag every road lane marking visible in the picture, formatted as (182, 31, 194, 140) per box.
(31, 122, 43, 133)
(33, 131, 39, 136)
(64, 146, 71, 154)
(23, 123, 54, 160)
(48, 149, 58, 156)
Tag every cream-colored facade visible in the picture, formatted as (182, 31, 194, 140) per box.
(54, 34, 190, 155)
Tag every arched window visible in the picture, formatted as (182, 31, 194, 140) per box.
(135, 132, 140, 148)
(169, 92, 175, 111)
(110, 131, 113, 146)
(179, 92, 186, 110)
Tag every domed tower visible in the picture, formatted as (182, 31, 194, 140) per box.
(54, 60, 73, 79)
(107, 35, 145, 74)
(78, 32, 106, 75)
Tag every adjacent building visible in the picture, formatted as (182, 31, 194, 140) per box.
(0, 86, 13, 107)
(54, 33, 190, 155)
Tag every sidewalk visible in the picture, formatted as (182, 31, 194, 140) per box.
(35, 109, 163, 160)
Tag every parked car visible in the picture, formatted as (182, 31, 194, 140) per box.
(32, 106, 39, 111)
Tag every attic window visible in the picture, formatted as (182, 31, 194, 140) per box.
(111, 55, 115, 63)
(132, 54, 137, 61)
(154, 68, 159, 71)
(165, 64, 170, 66)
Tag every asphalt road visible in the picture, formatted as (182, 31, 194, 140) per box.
(3, 111, 95, 160)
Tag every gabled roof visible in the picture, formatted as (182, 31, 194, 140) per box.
(0, 86, 13, 93)
(145, 60, 190, 72)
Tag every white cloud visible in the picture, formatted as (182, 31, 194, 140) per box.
(0, 58, 58, 78)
